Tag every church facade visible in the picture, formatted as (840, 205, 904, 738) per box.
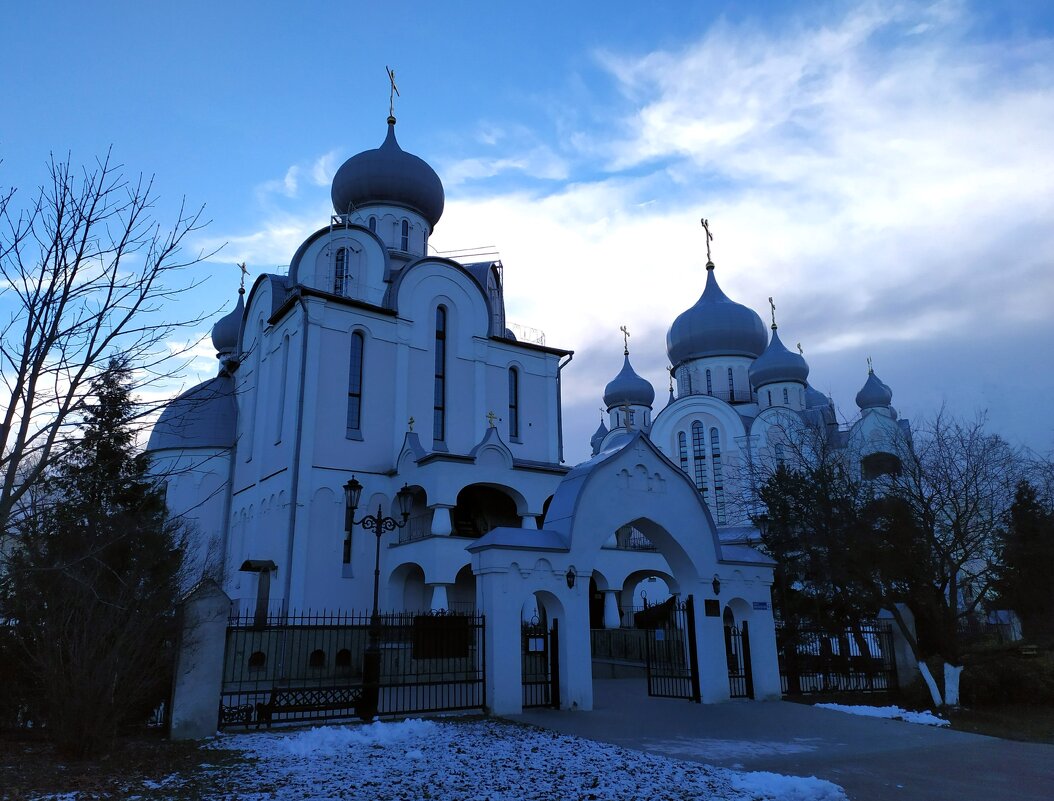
(148, 113, 907, 712)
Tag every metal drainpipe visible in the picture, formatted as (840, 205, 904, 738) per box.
(282, 292, 312, 614)
(557, 352, 574, 463)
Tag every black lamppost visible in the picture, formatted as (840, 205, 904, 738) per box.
(344, 476, 413, 721)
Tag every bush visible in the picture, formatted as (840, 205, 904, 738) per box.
(960, 652, 1054, 705)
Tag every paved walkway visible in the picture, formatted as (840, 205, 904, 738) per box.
(508, 679, 1054, 801)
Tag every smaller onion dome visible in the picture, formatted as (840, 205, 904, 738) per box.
(211, 290, 244, 356)
(856, 370, 893, 409)
(331, 117, 445, 229)
(603, 354, 655, 410)
(749, 327, 809, 389)
(147, 375, 237, 452)
(590, 417, 609, 456)
(804, 383, 830, 409)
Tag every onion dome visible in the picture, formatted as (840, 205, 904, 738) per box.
(804, 383, 830, 409)
(856, 370, 893, 409)
(603, 354, 655, 410)
(146, 375, 236, 452)
(667, 262, 768, 366)
(211, 290, 244, 357)
(749, 327, 809, 389)
(331, 117, 445, 229)
(590, 417, 609, 456)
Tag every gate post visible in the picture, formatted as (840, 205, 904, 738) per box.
(169, 580, 232, 740)
(685, 596, 702, 703)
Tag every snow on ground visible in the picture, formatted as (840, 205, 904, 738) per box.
(640, 736, 821, 761)
(815, 703, 950, 727)
(189, 718, 845, 801)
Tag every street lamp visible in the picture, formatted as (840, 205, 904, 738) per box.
(343, 476, 413, 721)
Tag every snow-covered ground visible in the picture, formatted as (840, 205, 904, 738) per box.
(815, 703, 950, 727)
(185, 718, 845, 801)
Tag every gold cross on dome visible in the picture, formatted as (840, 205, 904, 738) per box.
(768, 296, 777, 328)
(620, 325, 630, 355)
(237, 261, 248, 291)
(386, 65, 400, 119)
(486, 410, 497, 428)
(700, 218, 713, 262)
(408, 416, 415, 432)
(797, 342, 804, 355)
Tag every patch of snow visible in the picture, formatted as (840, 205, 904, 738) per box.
(816, 703, 950, 727)
(642, 737, 820, 760)
(731, 770, 847, 801)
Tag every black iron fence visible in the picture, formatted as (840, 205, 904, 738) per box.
(642, 596, 701, 702)
(777, 621, 897, 695)
(725, 623, 754, 699)
(522, 619, 559, 709)
(219, 609, 485, 727)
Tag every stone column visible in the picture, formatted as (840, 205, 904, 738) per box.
(428, 583, 451, 612)
(602, 590, 621, 629)
(520, 514, 539, 530)
(430, 505, 453, 536)
(169, 580, 232, 740)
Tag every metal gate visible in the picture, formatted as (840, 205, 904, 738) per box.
(725, 621, 754, 699)
(642, 595, 701, 702)
(777, 621, 898, 695)
(521, 618, 560, 708)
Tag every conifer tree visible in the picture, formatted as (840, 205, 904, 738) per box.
(996, 480, 1054, 641)
(2, 358, 187, 757)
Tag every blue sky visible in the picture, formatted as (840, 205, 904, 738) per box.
(4, 0, 1054, 463)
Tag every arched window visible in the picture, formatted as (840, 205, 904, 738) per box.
(677, 432, 689, 475)
(710, 428, 726, 524)
(434, 307, 447, 442)
(335, 649, 352, 669)
(767, 390, 772, 407)
(727, 368, 735, 401)
(308, 649, 326, 668)
(368, 216, 376, 233)
(334, 247, 348, 294)
(401, 219, 409, 251)
(783, 387, 789, 405)
(685, 371, 692, 393)
(508, 367, 520, 439)
(775, 443, 786, 467)
(706, 369, 713, 396)
(347, 331, 364, 433)
(248, 651, 266, 670)
(691, 421, 708, 499)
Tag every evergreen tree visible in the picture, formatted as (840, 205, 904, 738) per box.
(1, 358, 187, 757)
(996, 480, 1054, 641)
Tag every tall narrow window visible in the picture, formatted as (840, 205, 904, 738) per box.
(710, 428, 726, 524)
(783, 387, 789, 405)
(401, 219, 409, 251)
(677, 432, 689, 475)
(508, 367, 520, 439)
(767, 390, 772, 407)
(347, 331, 364, 433)
(434, 307, 447, 441)
(274, 335, 289, 443)
(706, 369, 713, 396)
(727, 368, 735, 401)
(334, 247, 347, 295)
(368, 216, 376, 233)
(691, 421, 708, 499)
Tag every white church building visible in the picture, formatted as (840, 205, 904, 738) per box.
(150, 112, 908, 714)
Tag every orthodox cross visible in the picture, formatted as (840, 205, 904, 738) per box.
(486, 410, 497, 428)
(700, 218, 713, 262)
(620, 325, 630, 355)
(768, 296, 777, 328)
(237, 261, 248, 292)
(386, 65, 400, 119)
(407, 416, 415, 432)
(867, 356, 874, 374)
(668, 365, 674, 392)
(599, 407, 606, 422)
(797, 342, 804, 355)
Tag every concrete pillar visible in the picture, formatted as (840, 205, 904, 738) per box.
(880, 604, 921, 689)
(169, 580, 231, 740)
(521, 514, 538, 529)
(746, 608, 783, 701)
(559, 585, 594, 712)
(693, 597, 731, 704)
(478, 573, 523, 715)
(430, 505, 453, 536)
(428, 583, 451, 612)
(602, 590, 621, 630)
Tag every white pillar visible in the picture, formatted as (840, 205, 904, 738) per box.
(521, 514, 538, 530)
(430, 505, 453, 536)
(602, 590, 621, 629)
(428, 583, 451, 612)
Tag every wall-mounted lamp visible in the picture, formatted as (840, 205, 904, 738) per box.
(566, 568, 576, 589)
(712, 574, 721, 595)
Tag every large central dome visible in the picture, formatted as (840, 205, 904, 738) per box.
(331, 117, 445, 229)
(666, 262, 767, 366)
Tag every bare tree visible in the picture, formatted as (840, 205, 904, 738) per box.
(0, 151, 212, 538)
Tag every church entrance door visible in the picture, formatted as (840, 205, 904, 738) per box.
(642, 595, 701, 701)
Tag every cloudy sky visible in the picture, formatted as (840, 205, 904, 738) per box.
(4, 0, 1053, 463)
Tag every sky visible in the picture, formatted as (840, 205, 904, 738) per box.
(3, 0, 1053, 464)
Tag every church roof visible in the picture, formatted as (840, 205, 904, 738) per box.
(331, 118, 445, 229)
(749, 327, 809, 388)
(666, 262, 768, 366)
(211, 290, 244, 355)
(603, 354, 655, 409)
(147, 374, 237, 452)
(855, 370, 893, 409)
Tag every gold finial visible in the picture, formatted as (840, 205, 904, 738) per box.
(797, 342, 804, 356)
(700, 218, 714, 263)
(620, 325, 630, 356)
(237, 262, 248, 293)
(867, 356, 874, 374)
(386, 65, 400, 122)
(408, 416, 415, 432)
(768, 296, 777, 329)
(486, 410, 497, 428)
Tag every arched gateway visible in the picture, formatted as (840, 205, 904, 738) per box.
(469, 430, 780, 714)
